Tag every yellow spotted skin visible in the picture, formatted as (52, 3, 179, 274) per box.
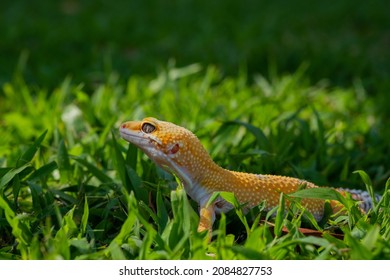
(119, 117, 349, 233)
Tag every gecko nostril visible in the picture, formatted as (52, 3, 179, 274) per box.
(121, 124, 126, 129)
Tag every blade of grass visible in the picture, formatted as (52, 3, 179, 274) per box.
(225, 120, 270, 150)
(71, 156, 112, 183)
(125, 165, 148, 203)
(345, 232, 373, 260)
(16, 130, 48, 167)
(353, 170, 377, 207)
(57, 139, 72, 182)
(274, 193, 285, 237)
(125, 141, 138, 170)
(218, 191, 251, 236)
(54, 206, 78, 260)
(80, 196, 89, 237)
(27, 161, 58, 182)
(156, 188, 169, 234)
(0, 163, 31, 190)
(0, 195, 33, 258)
(27, 182, 44, 212)
(291, 187, 343, 201)
(112, 131, 134, 194)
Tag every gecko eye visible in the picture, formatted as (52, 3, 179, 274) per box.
(141, 122, 156, 133)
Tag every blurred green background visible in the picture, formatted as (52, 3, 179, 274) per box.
(1, 0, 389, 91)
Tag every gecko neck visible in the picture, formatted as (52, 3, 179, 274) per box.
(172, 154, 237, 204)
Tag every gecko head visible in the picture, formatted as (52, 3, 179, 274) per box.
(119, 117, 208, 182)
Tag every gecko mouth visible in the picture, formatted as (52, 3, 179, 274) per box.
(119, 127, 162, 147)
(119, 129, 143, 143)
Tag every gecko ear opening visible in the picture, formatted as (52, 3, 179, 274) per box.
(167, 143, 180, 154)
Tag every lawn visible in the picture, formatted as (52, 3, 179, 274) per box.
(0, 0, 389, 260)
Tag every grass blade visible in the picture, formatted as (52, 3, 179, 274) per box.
(0, 196, 33, 254)
(27, 181, 44, 212)
(225, 120, 270, 149)
(274, 193, 285, 237)
(112, 131, 132, 192)
(28, 161, 58, 182)
(57, 139, 72, 182)
(0, 163, 31, 189)
(353, 170, 377, 208)
(291, 187, 343, 201)
(16, 130, 48, 167)
(80, 196, 89, 236)
(156, 188, 169, 233)
(218, 191, 251, 235)
(71, 156, 112, 183)
(126, 142, 138, 170)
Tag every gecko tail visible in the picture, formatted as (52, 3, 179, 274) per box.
(339, 188, 382, 212)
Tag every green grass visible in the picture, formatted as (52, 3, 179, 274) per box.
(1, 65, 389, 259)
(1, 0, 389, 94)
(1, 0, 389, 260)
